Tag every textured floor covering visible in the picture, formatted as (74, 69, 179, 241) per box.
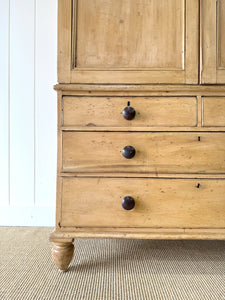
(0, 227, 224, 300)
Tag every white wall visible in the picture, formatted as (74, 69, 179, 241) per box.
(0, 0, 57, 226)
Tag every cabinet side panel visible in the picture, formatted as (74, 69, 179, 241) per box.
(56, 92, 63, 229)
(58, 0, 71, 83)
(186, 0, 199, 84)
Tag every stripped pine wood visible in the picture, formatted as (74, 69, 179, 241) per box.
(61, 126, 225, 132)
(49, 230, 225, 241)
(58, 0, 199, 84)
(201, 0, 225, 83)
(61, 177, 225, 228)
(58, 0, 71, 82)
(217, 0, 225, 69)
(51, 0, 225, 272)
(59, 173, 225, 179)
(54, 84, 225, 95)
(203, 97, 225, 126)
(62, 132, 225, 174)
(63, 96, 197, 127)
(76, 0, 185, 69)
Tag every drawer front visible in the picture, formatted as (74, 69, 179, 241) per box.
(62, 132, 225, 173)
(61, 178, 225, 228)
(63, 97, 197, 127)
(203, 97, 225, 127)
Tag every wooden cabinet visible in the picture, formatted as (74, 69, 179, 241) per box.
(50, 0, 225, 272)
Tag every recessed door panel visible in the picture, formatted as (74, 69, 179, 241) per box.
(76, 0, 184, 69)
(58, 0, 199, 84)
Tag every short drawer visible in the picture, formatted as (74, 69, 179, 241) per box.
(62, 132, 225, 173)
(203, 97, 225, 127)
(61, 177, 225, 228)
(63, 96, 197, 127)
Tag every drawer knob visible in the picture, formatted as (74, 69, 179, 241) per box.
(122, 145, 136, 159)
(122, 196, 135, 210)
(123, 106, 136, 120)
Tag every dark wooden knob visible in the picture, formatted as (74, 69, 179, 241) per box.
(122, 196, 135, 210)
(122, 145, 136, 159)
(123, 106, 136, 120)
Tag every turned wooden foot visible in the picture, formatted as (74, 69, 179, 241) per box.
(52, 242, 74, 272)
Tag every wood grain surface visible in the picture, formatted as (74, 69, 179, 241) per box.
(62, 132, 225, 173)
(61, 177, 225, 228)
(63, 96, 197, 127)
(203, 97, 225, 126)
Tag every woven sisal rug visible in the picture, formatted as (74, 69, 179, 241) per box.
(0, 227, 224, 299)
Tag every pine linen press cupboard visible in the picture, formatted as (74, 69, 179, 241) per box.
(49, 0, 225, 272)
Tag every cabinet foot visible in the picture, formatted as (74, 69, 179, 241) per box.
(52, 242, 74, 272)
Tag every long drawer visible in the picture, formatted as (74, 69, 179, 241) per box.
(62, 132, 225, 173)
(62, 96, 197, 127)
(61, 178, 225, 228)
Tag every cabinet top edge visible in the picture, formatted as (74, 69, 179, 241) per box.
(54, 84, 225, 93)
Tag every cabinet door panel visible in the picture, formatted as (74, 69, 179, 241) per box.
(58, 0, 199, 84)
(201, 0, 225, 84)
(76, 0, 184, 69)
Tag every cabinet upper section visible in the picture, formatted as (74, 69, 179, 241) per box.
(58, 0, 224, 84)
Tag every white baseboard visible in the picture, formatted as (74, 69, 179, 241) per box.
(0, 205, 55, 226)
